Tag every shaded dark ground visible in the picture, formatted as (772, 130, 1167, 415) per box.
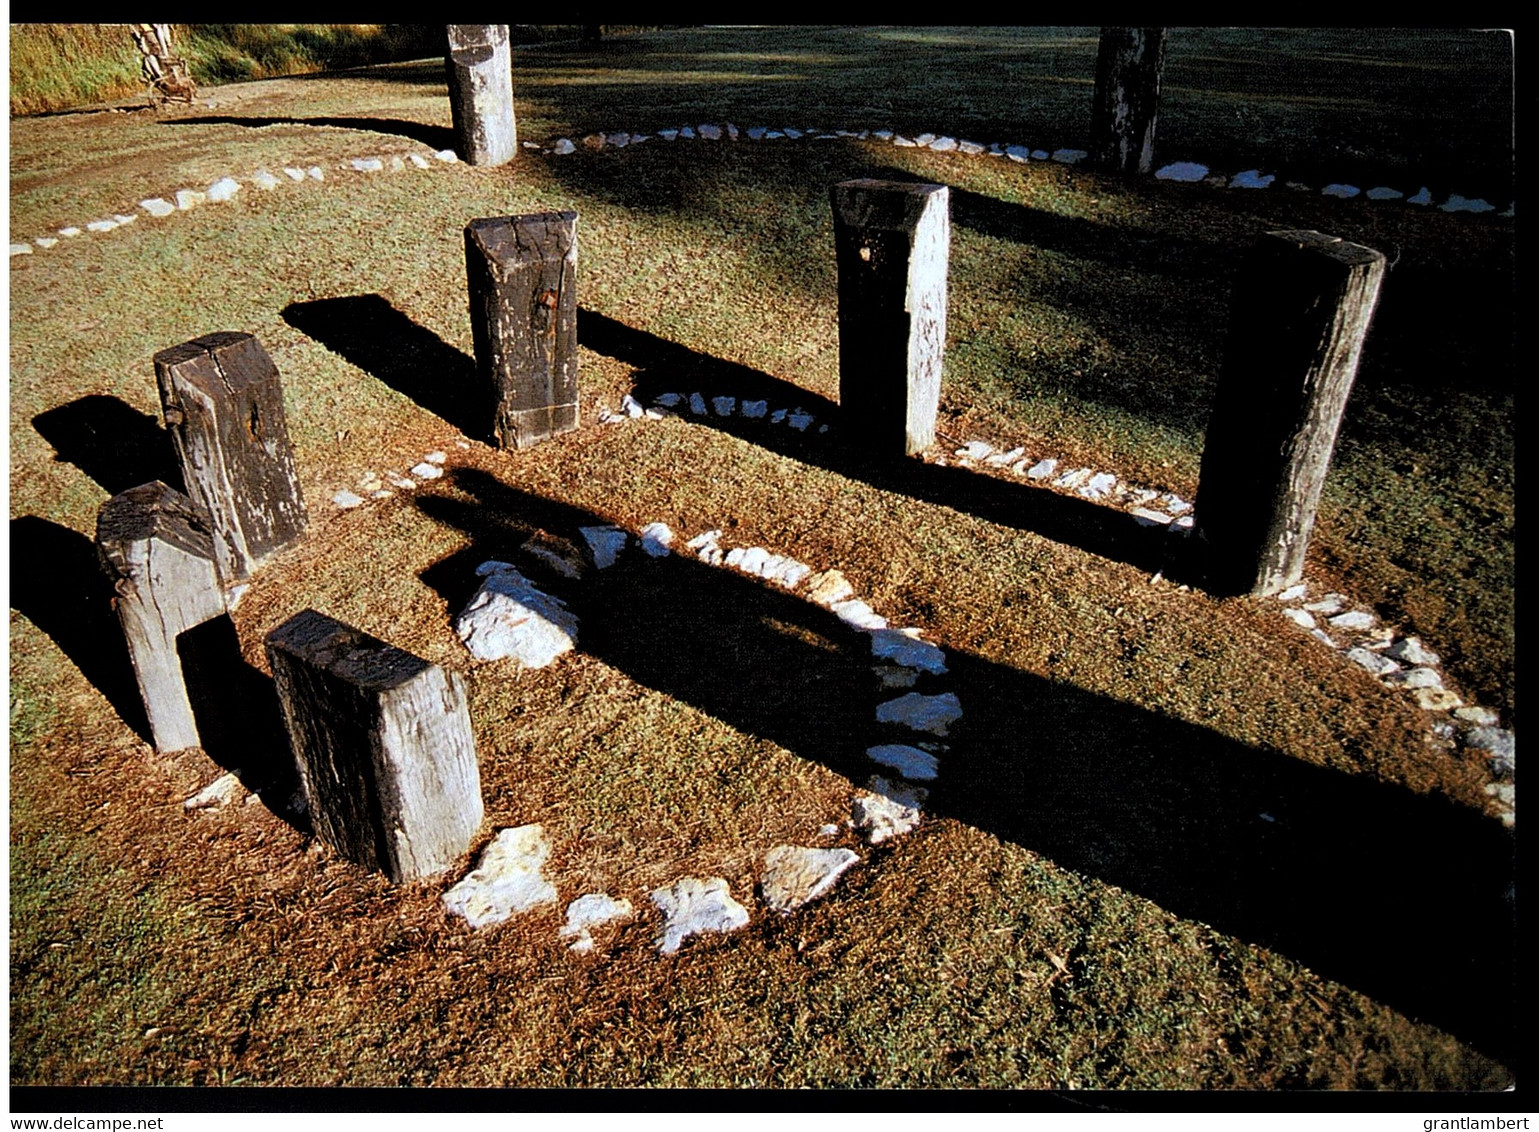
(414, 467, 1518, 1070)
(33, 396, 185, 497)
(166, 114, 456, 152)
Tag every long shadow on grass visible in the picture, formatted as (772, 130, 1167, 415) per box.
(282, 294, 493, 443)
(413, 468, 1516, 1066)
(164, 115, 455, 151)
(8, 516, 304, 827)
(33, 396, 183, 497)
(579, 308, 1189, 581)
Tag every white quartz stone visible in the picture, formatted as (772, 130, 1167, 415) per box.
(957, 441, 994, 460)
(553, 138, 577, 155)
(867, 743, 939, 780)
(173, 190, 206, 210)
(876, 691, 962, 736)
(86, 219, 118, 232)
(10, 243, 33, 255)
(760, 846, 860, 912)
(411, 462, 443, 479)
(1440, 195, 1496, 214)
(1229, 170, 1275, 189)
(252, 169, 283, 190)
(578, 526, 628, 569)
(1276, 583, 1308, 602)
(184, 771, 244, 810)
(434, 150, 459, 163)
(788, 411, 815, 431)
(689, 392, 708, 415)
(1346, 647, 1400, 677)
(804, 570, 855, 607)
(456, 561, 578, 666)
(284, 167, 307, 180)
(1155, 162, 1208, 182)
(639, 522, 674, 557)
(650, 877, 750, 954)
(332, 490, 365, 508)
(206, 177, 241, 201)
(1026, 458, 1057, 479)
(1329, 610, 1376, 631)
(869, 628, 947, 674)
(831, 599, 888, 631)
(712, 395, 736, 416)
(1282, 608, 1317, 630)
(1051, 148, 1087, 164)
(409, 153, 432, 168)
(1365, 186, 1403, 201)
(308, 167, 324, 181)
(1386, 636, 1440, 667)
(442, 825, 558, 928)
(1321, 184, 1361, 199)
(559, 893, 634, 953)
(699, 124, 723, 140)
(853, 776, 926, 843)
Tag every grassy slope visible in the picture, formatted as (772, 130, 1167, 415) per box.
(8, 28, 1515, 1090)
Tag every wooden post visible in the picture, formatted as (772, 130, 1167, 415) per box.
(266, 610, 483, 882)
(1091, 27, 1168, 177)
(153, 331, 307, 587)
(831, 179, 950, 456)
(445, 24, 517, 167)
(1193, 230, 1388, 597)
(96, 481, 227, 753)
(465, 212, 580, 449)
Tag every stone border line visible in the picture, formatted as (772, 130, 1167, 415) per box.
(584, 387, 1516, 826)
(9, 119, 1513, 257)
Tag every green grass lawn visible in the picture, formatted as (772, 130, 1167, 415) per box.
(8, 27, 1515, 1093)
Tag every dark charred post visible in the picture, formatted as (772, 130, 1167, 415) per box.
(464, 212, 580, 449)
(445, 24, 517, 167)
(1091, 27, 1168, 177)
(1193, 230, 1388, 597)
(266, 610, 483, 882)
(96, 481, 227, 753)
(830, 179, 950, 457)
(153, 332, 307, 587)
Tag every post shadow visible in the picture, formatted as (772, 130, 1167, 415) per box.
(281, 294, 493, 443)
(163, 115, 456, 152)
(577, 308, 1191, 581)
(9, 515, 304, 830)
(33, 396, 184, 496)
(413, 467, 1515, 1066)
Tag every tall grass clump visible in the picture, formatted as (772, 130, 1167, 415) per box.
(8, 24, 145, 115)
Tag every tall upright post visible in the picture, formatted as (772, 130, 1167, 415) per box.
(1091, 27, 1168, 177)
(445, 24, 517, 167)
(96, 481, 228, 753)
(153, 331, 307, 587)
(831, 179, 950, 457)
(267, 610, 484, 882)
(465, 211, 580, 449)
(1193, 230, 1388, 597)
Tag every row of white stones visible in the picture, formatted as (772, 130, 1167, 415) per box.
(8, 148, 462, 256)
(539, 122, 1513, 217)
(10, 115, 1512, 258)
(439, 509, 961, 953)
(598, 387, 1515, 825)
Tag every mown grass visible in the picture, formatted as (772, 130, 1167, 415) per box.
(8, 27, 1515, 1093)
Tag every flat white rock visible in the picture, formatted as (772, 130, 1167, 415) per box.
(284, 167, 307, 180)
(1385, 666, 1442, 690)
(1276, 583, 1309, 602)
(1304, 594, 1348, 614)
(869, 628, 947, 674)
(1329, 610, 1376, 631)
(442, 825, 558, 929)
(689, 392, 708, 415)
(184, 771, 243, 810)
(411, 462, 443, 479)
(1051, 148, 1087, 164)
(1026, 458, 1057, 479)
(1131, 508, 1174, 527)
(712, 395, 736, 416)
(1365, 186, 1403, 201)
(650, 877, 750, 954)
(10, 243, 33, 255)
(1454, 706, 1500, 727)
(831, 599, 888, 630)
(760, 846, 860, 912)
(252, 169, 282, 190)
(87, 219, 118, 232)
(959, 140, 986, 155)
(580, 525, 629, 569)
(409, 153, 432, 168)
(434, 150, 458, 163)
(867, 743, 939, 780)
(1080, 472, 1118, 499)
(456, 561, 578, 666)
(174, 190, 206, 210)
(1005, 144, 1030, 163)
(699, 123, 723, 140)
(740, 399, 768, 419)
(639, 522, 674, 557)
(1440, 195, 1495, 214)
(805, 569, 855, 606)
(206, 177, 241, 201)
(853, 776, 927, 844)
(1156, 162, 1208, 182)
(1282, 608, 1317, 630)
(1321, 184, 1361, 199)
(1386, 636, 1440, 666)
(876, 691, 962, 736)
(1031, 149, 1051, 160)
(308, 167, 324, 181)
(1229, 170, 1275, 189)
(351, 157, 383, 172)
(788, 411, 814, 431)
(957, 440, 994, 460)
(332, 490, 365, 508)
(1346, 647, 1400, 677)
(560, 893, 634, 952)
(34, 237, 58, 248)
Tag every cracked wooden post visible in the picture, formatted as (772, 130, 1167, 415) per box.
(266, 610, 483, 882)
(1193, 230, 1388, 597)
(153, 331, 307, 587)
(1091, 27, 1169, 177)
(445, 24, 517, 167)
(465, 211, 580, 449)
(831, 179, 950, 456)
(96, 481, 227, 753)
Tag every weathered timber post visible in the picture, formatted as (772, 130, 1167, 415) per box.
(266, 610, 483, 882)
(153, 331, 307, 587)
(831, 179, 950, 456)
(445, 24, 517, 167)
(465, 212, 580, 449)
(1192, 230, 1388, 597)
(96, 481, 227, 753)
(1091, 27, 1168, 177)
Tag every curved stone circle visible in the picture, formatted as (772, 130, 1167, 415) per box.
(7, 118, 1515, 256)
(26, 116, 1504, 867)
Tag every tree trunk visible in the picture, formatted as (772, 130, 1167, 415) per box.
(153, 331, 307, 587)
(266, 610, 484, 882)
(96, 481, 227, 753)
(1193, 230, 1388, 597)
(465, 211, 581, 449)
(831, 179, 950, 457)
(1091, 27, 1168, 177)
(445, 24, 517, 167)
